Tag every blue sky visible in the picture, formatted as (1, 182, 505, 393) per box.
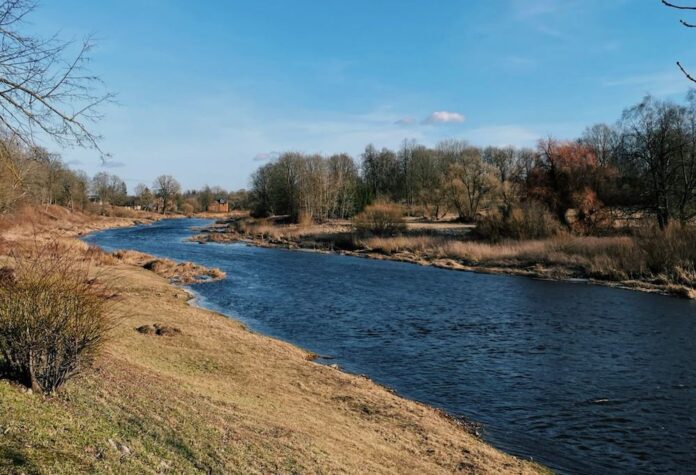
(30, 0, 696, 191)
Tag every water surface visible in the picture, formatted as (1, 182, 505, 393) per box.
(84, 218, 696, 474)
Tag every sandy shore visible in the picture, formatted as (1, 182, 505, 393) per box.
(0, 209, 547, 474)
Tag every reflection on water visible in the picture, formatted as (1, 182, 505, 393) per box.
(84, 218, 696, 474)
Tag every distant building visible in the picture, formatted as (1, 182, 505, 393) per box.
(207, 198, 229, 213)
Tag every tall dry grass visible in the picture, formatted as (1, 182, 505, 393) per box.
(362, 233, 654, 281)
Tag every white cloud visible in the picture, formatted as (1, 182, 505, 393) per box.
(423, 111, 466, 124)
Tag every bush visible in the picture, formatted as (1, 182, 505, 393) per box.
(0, 243, 113, 393)
(638, 224, 696, 286)
(353, 202, 406, 236)
(476, 201, 561, 242)
(181, 202, 195, 216)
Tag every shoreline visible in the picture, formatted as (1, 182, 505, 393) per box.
(192, 229, 696, 300)
(1, 209, 548, 474)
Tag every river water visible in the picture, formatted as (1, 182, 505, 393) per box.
(83, 218, 696, 474)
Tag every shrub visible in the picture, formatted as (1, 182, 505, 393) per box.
(638, 224, 696, 286)
(0, 243, 114, 393)
(181, 202, 195, 216)
(297, 211, 314, 227)
(353, 202, 406, 237)
(476, 201, 561, 242)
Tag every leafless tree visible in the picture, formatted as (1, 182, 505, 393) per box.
(153, 174, 181, 214)
(0, 0, 112, 148)
(439, 141, 499, 222)
(134, 183, 154, 210)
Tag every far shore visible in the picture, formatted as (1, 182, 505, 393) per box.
(190, 215, 696, 300)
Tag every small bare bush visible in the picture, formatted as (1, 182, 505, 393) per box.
(0, 242, 114, 393)
(181, 203, 195, 216)
(353, 202, 406, 237)
(638, 224, 696, 286)
(476, 201, 560, 242)
(297, 211, 314, 227)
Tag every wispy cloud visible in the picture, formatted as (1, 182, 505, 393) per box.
(602, 70, 689, 96)
(100, 159, 126, 169)
(394, 116, 417, 126)
(253, 151, 280, 162)
(507, 0, 584, 39)
(423, 111, 465, 124)
(465, 125, 540, 148)
(510, 0, 563, 20)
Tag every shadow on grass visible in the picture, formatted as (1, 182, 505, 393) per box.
(0, 446, 40, 474)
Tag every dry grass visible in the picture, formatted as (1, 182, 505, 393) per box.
(0, 205, 162, 245)
(111, 250, 226, 284)
(361, 233, 683, 285)
(362, 235, 558, 263)
(230, 218, 352, 242)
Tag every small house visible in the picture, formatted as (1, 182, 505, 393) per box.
(207, 198, 229, 213)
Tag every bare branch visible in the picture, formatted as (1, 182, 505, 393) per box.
(662, 0, 696, 10)
(0, 0, 112, 153)
(677, 61, 696, 83)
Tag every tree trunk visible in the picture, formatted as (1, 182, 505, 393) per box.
(26, 349, 42, 393)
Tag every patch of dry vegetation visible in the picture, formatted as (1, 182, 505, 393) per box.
(0, 205, 162, 244)
(361, 226, 696, 297)
(111, 250, 225, 284)
(353, 202, 406, 237)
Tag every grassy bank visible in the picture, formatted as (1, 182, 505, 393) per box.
(195, 216, 696, 299)
(0, 209, 545, 474)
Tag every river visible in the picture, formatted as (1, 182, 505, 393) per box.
(83, 218, 696, 474)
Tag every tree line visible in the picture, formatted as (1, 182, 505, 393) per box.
(0, 138, 249, 215)
(249, 93, 696, 230)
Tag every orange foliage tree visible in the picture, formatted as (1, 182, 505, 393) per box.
(528, 139, 614, 230)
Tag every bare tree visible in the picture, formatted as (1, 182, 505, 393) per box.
(439, 141, 498, 222)
(134, 183, 154, 210)
(153, 174, 181, 214)
(0, 0, 112, 148)
(620, 96, 684, 228)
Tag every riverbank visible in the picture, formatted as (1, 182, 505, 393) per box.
(0, 208, 546, 474)
(192, 216, 696, 300)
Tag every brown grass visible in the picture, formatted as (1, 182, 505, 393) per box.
(111, 250, 226, 284)
(0, 205, 163, 245)
(361, 233, 688, 287)
(229, 218, 352, 242)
